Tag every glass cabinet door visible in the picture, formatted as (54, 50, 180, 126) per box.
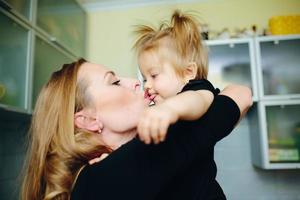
(36, 0, 86, 56)
(2, 0, 31, 19)
(0, 12, 29, 110)
(206, 39, 256, 99)
(265, 103, 300, 164)
(258, 36, 300, 97)
(33, 36, 73, 107)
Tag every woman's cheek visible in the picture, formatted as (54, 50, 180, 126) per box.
(109, 92, 142, 132)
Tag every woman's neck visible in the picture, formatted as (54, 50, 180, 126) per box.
(102, 128, 137, 150)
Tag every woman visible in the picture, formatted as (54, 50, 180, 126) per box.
(21, 59, 252, 200)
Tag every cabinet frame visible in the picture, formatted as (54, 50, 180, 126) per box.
(205, 37, 259, 101)
(255, 34, 300, 101)
(206, 35, 300, 169)
(0, 0, 83, 114)
(0, 8, 32, 113)
(252, 100, 300, 169)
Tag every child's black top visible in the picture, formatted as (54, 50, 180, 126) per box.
(71, 79, 240, 200)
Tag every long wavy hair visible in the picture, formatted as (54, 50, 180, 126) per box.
(133, 10, 208, 79)
(21, 58, 112, 200)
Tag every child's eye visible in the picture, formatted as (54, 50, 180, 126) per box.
(143, 79, 147, 83)
(151, 74, 157, 79)
(112, 80, 121, 86)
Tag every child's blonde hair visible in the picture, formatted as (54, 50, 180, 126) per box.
(133, 10, 208, 79)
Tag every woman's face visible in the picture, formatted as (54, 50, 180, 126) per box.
(79, 62, 149, 134)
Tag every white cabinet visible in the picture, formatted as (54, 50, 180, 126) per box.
(250, 100, 300, 169)
(253, 35, 300, 169)
(207, 35, 300, 169)
(255, 35, 300, 100)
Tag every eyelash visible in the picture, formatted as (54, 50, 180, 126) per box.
(142, 73, 158, 83)
(112, 80, 121, 85)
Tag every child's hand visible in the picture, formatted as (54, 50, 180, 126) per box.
(137, 104, 179, 144)
(88, 153, 109, 165)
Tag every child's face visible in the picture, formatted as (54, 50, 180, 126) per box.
(139, 51, 186, 104)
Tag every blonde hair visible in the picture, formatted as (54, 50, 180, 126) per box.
(21, 58, 111, 200)
(133, 10, 208, 79)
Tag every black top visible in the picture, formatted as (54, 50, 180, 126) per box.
(71, 79, 240, 200)
(158, 79, 225, 200)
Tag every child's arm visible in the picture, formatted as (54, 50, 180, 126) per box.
(137, 90, 214, 144)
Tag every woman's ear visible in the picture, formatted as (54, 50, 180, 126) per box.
(74, 111, 103, 133)
(183, 62, 197, 83)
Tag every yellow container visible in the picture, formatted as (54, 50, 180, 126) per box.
(269, 15, 300, 35)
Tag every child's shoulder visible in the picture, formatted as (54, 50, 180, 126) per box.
(180, 79, 220, 96)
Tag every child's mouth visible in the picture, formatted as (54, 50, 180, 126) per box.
(144, 90, 156, 106)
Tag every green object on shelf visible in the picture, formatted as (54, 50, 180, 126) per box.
(0, 83, 5, 100)
(269, 148, 299, 162)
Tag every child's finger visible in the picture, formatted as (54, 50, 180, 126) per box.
(137, 122, 144, 141)
(88, 157, 102, 165)
(143, 120, 153, 144)
(152, 132, 160, 144)
(138, 120, 150, 144)
(158, 120, 168, 142)
(150, 119, 160, 144)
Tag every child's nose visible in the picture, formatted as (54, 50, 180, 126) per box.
(143, 80, 151, 90)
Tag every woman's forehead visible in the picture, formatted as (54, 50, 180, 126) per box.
(79, 62, 109, 79)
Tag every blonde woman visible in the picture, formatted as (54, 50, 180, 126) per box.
(21, 58, 251, 200)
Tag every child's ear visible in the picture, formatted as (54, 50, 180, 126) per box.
(183, 62, 197, 82)
(74, 111, 103, 133)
